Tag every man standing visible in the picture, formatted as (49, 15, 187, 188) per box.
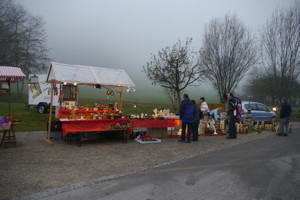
(200, 97, 209, 118)
(179, 94, 195, 143)
(226, 93, 238, 139)
(278, 99, 292, 136)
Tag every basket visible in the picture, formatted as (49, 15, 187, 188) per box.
(0, 122, 11, 130)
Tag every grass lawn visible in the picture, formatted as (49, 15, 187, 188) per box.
(0, 102, 53, 132)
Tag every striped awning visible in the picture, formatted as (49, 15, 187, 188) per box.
(0, 66, 26, 82)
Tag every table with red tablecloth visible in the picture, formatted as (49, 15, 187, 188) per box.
(130, 119, 180, 128)
(130, 119, 180, 138)
(60, 118, 180, 146)
(61, 118, 179, 136)
(60, 118, 132, 143)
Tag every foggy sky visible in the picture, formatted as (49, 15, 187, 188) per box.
(16, 0, 293, 102)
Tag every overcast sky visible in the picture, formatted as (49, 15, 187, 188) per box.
(16, 0, 294, 102)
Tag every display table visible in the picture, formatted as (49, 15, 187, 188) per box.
(0, 122, 18, 148)
(130, 119, 180, 128)
(59, 118, 180, 146)
(130, 119, 180, 138)
(60, 118, 132, 147)
(60, 118, 180, 136)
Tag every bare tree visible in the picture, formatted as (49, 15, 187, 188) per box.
(0, 0, 49, 95)
(164, 88, 178, 111)
(0, 0, 16, 65)
(199, 14, 257, 103)
(17, 15, 49, 95)
(241, 67, 277, 104)
(143, 38, 203, 111)
(260, 3, 300, 102)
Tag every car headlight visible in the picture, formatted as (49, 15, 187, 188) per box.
(272, 107, 277, 112)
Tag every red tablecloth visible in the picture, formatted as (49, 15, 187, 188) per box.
(130, 119, 180, 128)
(60, 118, 180, 138)
(61, 119, 132, 139)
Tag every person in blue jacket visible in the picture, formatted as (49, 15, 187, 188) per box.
(179, 94, 195, 143)
(191, 100, 200, 141)
(210, 107, 223, 121)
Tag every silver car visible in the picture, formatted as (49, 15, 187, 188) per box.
(241, 101, 276, 123)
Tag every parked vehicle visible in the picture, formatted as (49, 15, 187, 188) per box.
(240, 101, 276, 123)
(28, 74, 61, 114)
(28, 74, 78, 114)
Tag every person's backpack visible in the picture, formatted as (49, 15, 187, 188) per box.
(234, 97, 244, 120)
(236, 103, 244, 120)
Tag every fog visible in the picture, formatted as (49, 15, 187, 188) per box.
(16, 0, 293, 103)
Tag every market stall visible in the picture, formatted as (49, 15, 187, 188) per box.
(0, 66, 26, 147)
(45, 62, 135, 143)
(46, 62, 180, 145)
(0, 66, 26, 116)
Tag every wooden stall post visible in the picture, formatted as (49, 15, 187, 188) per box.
(8, 79, 11, 117)
(119, 86, 124, 111)
(44, 83, 54, 144)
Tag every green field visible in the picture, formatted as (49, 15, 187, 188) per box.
(1, 93, 299, 132)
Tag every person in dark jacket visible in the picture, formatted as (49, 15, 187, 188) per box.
(191, 100, 200, 141)
(278, 99, 292, 136)
(226, 92, 238, 139)
(179, 94, 195, 143)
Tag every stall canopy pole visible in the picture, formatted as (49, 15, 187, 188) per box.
(44, 83, 54, 144)
(119, 86, 124, 111)
(8, 79, 11, 117)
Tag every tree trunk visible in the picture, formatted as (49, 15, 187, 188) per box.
(176, 90, 181, 113)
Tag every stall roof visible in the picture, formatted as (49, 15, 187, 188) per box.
(0, 66, 26, 82)
(46, 62, 135, 88)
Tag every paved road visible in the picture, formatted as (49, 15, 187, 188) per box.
(23, 128, 300, 200)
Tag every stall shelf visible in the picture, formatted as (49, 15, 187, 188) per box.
(58, 109, 120, 119)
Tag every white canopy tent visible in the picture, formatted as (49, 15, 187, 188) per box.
(45, 62, 135, 144)
(46, 62, 135, 88)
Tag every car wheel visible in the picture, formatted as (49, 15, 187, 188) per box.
(38, 104, 47, 114)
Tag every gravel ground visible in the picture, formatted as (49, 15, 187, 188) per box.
(1, 122, 299, 200)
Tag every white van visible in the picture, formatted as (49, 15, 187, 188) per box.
(28, 74, 61, 113)
(28, 74, 78, 114)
